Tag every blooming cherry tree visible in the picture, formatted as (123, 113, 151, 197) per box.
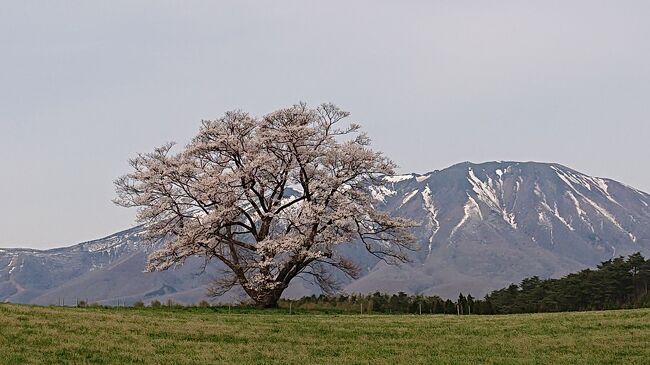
(115, 103, 414, 307)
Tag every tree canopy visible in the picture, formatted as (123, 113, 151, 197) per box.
(115, 103, 415, 307)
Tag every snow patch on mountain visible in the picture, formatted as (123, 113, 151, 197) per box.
(384, 174, 414, 183)
(369, 185, 396, 203)
(468, 168, 500, 209)
(450, 195, 482, 242)
(467, 167, 517, 229)
(402, 190, 419, 205)
(582, 195, 637, 242)
(553, 202, 575, 231)
(421, 185, 440, 252)
(416, 174, 431, 183)
(551, 166, 636, 241)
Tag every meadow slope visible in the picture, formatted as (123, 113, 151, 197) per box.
(0, 304, 648, 364)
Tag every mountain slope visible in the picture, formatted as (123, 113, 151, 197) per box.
(0, 229, 231, 305)
(349, 161, 650, 297)
(2, 161, 649, 304)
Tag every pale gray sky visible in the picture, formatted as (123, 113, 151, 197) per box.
(1, 1, 649, 249)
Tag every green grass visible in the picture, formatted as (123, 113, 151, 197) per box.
(1, 304, 649, 364)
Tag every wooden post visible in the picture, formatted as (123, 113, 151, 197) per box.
(419, 303, 422, 315)
(289, 302, 292, 315)
(360, 303, 363, 315)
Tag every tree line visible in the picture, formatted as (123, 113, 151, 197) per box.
(281, 253, 650, 314)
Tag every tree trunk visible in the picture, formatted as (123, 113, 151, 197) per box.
(255, 288, 285, 309)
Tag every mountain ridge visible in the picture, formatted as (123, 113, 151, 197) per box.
(2, 161, 649, 304)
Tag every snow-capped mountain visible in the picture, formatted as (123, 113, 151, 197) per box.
(2, 161, 650, 304)
(0, 228, 223, 305)
(349, 161, 650, 297)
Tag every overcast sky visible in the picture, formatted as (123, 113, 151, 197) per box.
(1, 1, 649, 249)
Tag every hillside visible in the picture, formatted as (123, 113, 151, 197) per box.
(1, 161, 649, 304)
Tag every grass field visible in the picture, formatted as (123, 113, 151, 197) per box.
(1, 304, 649, 364)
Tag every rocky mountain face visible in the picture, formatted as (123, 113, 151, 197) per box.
(2, 161, 650, 305)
